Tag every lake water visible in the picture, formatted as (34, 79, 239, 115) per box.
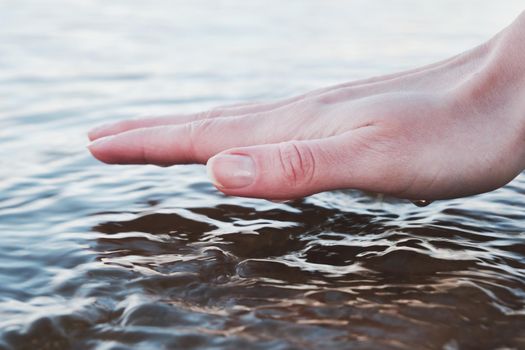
(1, 1, 525, 349)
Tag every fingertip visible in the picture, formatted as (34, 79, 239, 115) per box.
(205, 153, 256, 190)
(87, 128, 97, 141)
(88, 124, 113, 141)
(87, 135, 117, 164)
(87, 131, 99, 142)
(205, 156, 221, 188)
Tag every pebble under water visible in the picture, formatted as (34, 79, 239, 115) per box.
(1, 1, 525, 349)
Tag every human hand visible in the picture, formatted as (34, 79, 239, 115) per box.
(88, 13, 525, 201)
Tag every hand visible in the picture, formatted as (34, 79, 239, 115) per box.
(88, 12, 525, 201)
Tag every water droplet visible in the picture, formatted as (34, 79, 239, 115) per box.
(411, 199, 433, 207)
(268, 199, 290, 204)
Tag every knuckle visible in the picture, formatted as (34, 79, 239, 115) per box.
(312, 92, 338, 106)
(195, 107, 224, 120)
(277, 142, 317, 188)
(186, 118, 216, 160)
(189, 117, 214, 135)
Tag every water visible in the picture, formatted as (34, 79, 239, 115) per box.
(1, 1, 525, 349)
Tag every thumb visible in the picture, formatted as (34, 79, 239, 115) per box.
(205, 131, 383, 199)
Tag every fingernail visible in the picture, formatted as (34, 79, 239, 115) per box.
(87, 135, 114, 150)
(207, 154, 256, 189)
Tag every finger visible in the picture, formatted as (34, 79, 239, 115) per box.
(87, 103, 253, 141)
(205, 126, 398, 199)
(87, 98, 298, 141)
(87, 108, 311, 166)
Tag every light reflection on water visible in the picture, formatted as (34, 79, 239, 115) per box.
(1, 1, 525, 349)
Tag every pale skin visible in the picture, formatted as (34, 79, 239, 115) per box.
(88, 12, 525, 202)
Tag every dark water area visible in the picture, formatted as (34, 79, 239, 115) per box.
(1, 1, 525, 349)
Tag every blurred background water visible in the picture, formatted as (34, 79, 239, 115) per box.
(1, 1, 525, 349)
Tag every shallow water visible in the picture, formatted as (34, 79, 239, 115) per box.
(1, 1, 525, 349)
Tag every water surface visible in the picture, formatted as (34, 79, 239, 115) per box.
(1, 1, 525, 349)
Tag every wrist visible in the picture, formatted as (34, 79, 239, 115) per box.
(453, 12, 525, 118)
(493, 12, 525, 137)
(486, 11, 525, 86)
(449, 13, 525, 173)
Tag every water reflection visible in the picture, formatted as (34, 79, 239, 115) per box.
(82, 200, 525, 349)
